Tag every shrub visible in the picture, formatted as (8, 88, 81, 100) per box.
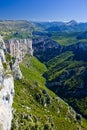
(44, 123, 51, 130)
(2, 62, 7, 70)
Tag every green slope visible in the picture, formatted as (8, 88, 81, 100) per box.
(11, 54, 86, 130)
(51, 32, 87, 46)
(52, 32, 78, 46)
(45, 51, 87, 119)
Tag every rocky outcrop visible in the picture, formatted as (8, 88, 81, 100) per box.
(0, 73, 14, 130)
(5, 38, 33, 62)
(0, 35, 6, 50)
(5, 38, 33, 79)
(0, 49, 6, 62)
(12, 60, 23, 79)
(0, 36, 14, 130)
(0, 51, 14, 130)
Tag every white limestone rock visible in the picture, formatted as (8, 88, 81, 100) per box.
(5, 38, 33, 62)
(0, 49, 6, 62)
(0, 35, 6, 50)
(0, 75, 14, 130)
(12, 60, 23, 79)
(0, 43, 14, 130)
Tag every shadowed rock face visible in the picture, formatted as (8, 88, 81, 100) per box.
(32, 37, 64, 62)
(33, 37, 87, 62)
(67, 42, 87, 61)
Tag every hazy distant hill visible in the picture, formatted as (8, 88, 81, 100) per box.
(33, 20, 87, 32)
(0, 20, 34, 31)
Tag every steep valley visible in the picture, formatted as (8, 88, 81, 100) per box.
(11, 55, 87, 130)
(32, 36, 87, 119)
(0, 20, 87, 130)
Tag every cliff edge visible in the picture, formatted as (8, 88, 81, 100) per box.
(0, 35, 14, 130)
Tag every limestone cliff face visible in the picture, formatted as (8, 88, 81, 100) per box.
(0, 35, 6, 50)
(0, 72, 14, 130)
(0, 36, 14, 130)
(12, 60, 23, 79)
(5, 38, 33, 62)
(5, 38, 33, 79)
(0, 35, 33, 129)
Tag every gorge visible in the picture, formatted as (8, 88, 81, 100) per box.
(0, 20, 87, 130)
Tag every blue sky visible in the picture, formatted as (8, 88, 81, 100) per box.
(0, 0, 87, 22)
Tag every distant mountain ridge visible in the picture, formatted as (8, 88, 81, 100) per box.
(33, 20, 87, 32)
(1, 20, 87, 33)
(66, 20, 78, 26)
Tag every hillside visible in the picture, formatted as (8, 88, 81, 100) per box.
(11, 55, 87, 130)
(0, 20, 34, 40)
(44, 50, 87, 118)
(51, 32, 80, 46)
(0, 20, 34, 32)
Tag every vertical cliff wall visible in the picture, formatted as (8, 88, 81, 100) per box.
(5, 39, 33, 62)
(0, 35, 34, 130)
(0, 35, 14, 130)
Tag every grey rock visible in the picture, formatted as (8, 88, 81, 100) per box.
(0, 37, 14, 130)
(12, 61, 23, 79)
(5, 38, 33, 62)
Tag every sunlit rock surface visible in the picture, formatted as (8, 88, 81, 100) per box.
(12, 60, 23, 79)
(0, 36, 14, 130)
(5, 38, 33, 62)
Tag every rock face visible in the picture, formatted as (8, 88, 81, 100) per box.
(67, 42, 87, 61)
(0, 36, 14, 130)
(5, 38, 33, 79)
(0, 35, 6, 50)
(0, 36, 34, 129)
(33, 37, 63, 61)
(0, 49, 6, 62)
(0, 74, 14, 130)
(33, 37, 87, 62)
(5, 38, 33, 62)
(12, 60, 23, 79)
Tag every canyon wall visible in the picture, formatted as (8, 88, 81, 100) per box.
(0, 35, 33, 130)
(5, 38, 33, 62)
(0, 35, 14, 130)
